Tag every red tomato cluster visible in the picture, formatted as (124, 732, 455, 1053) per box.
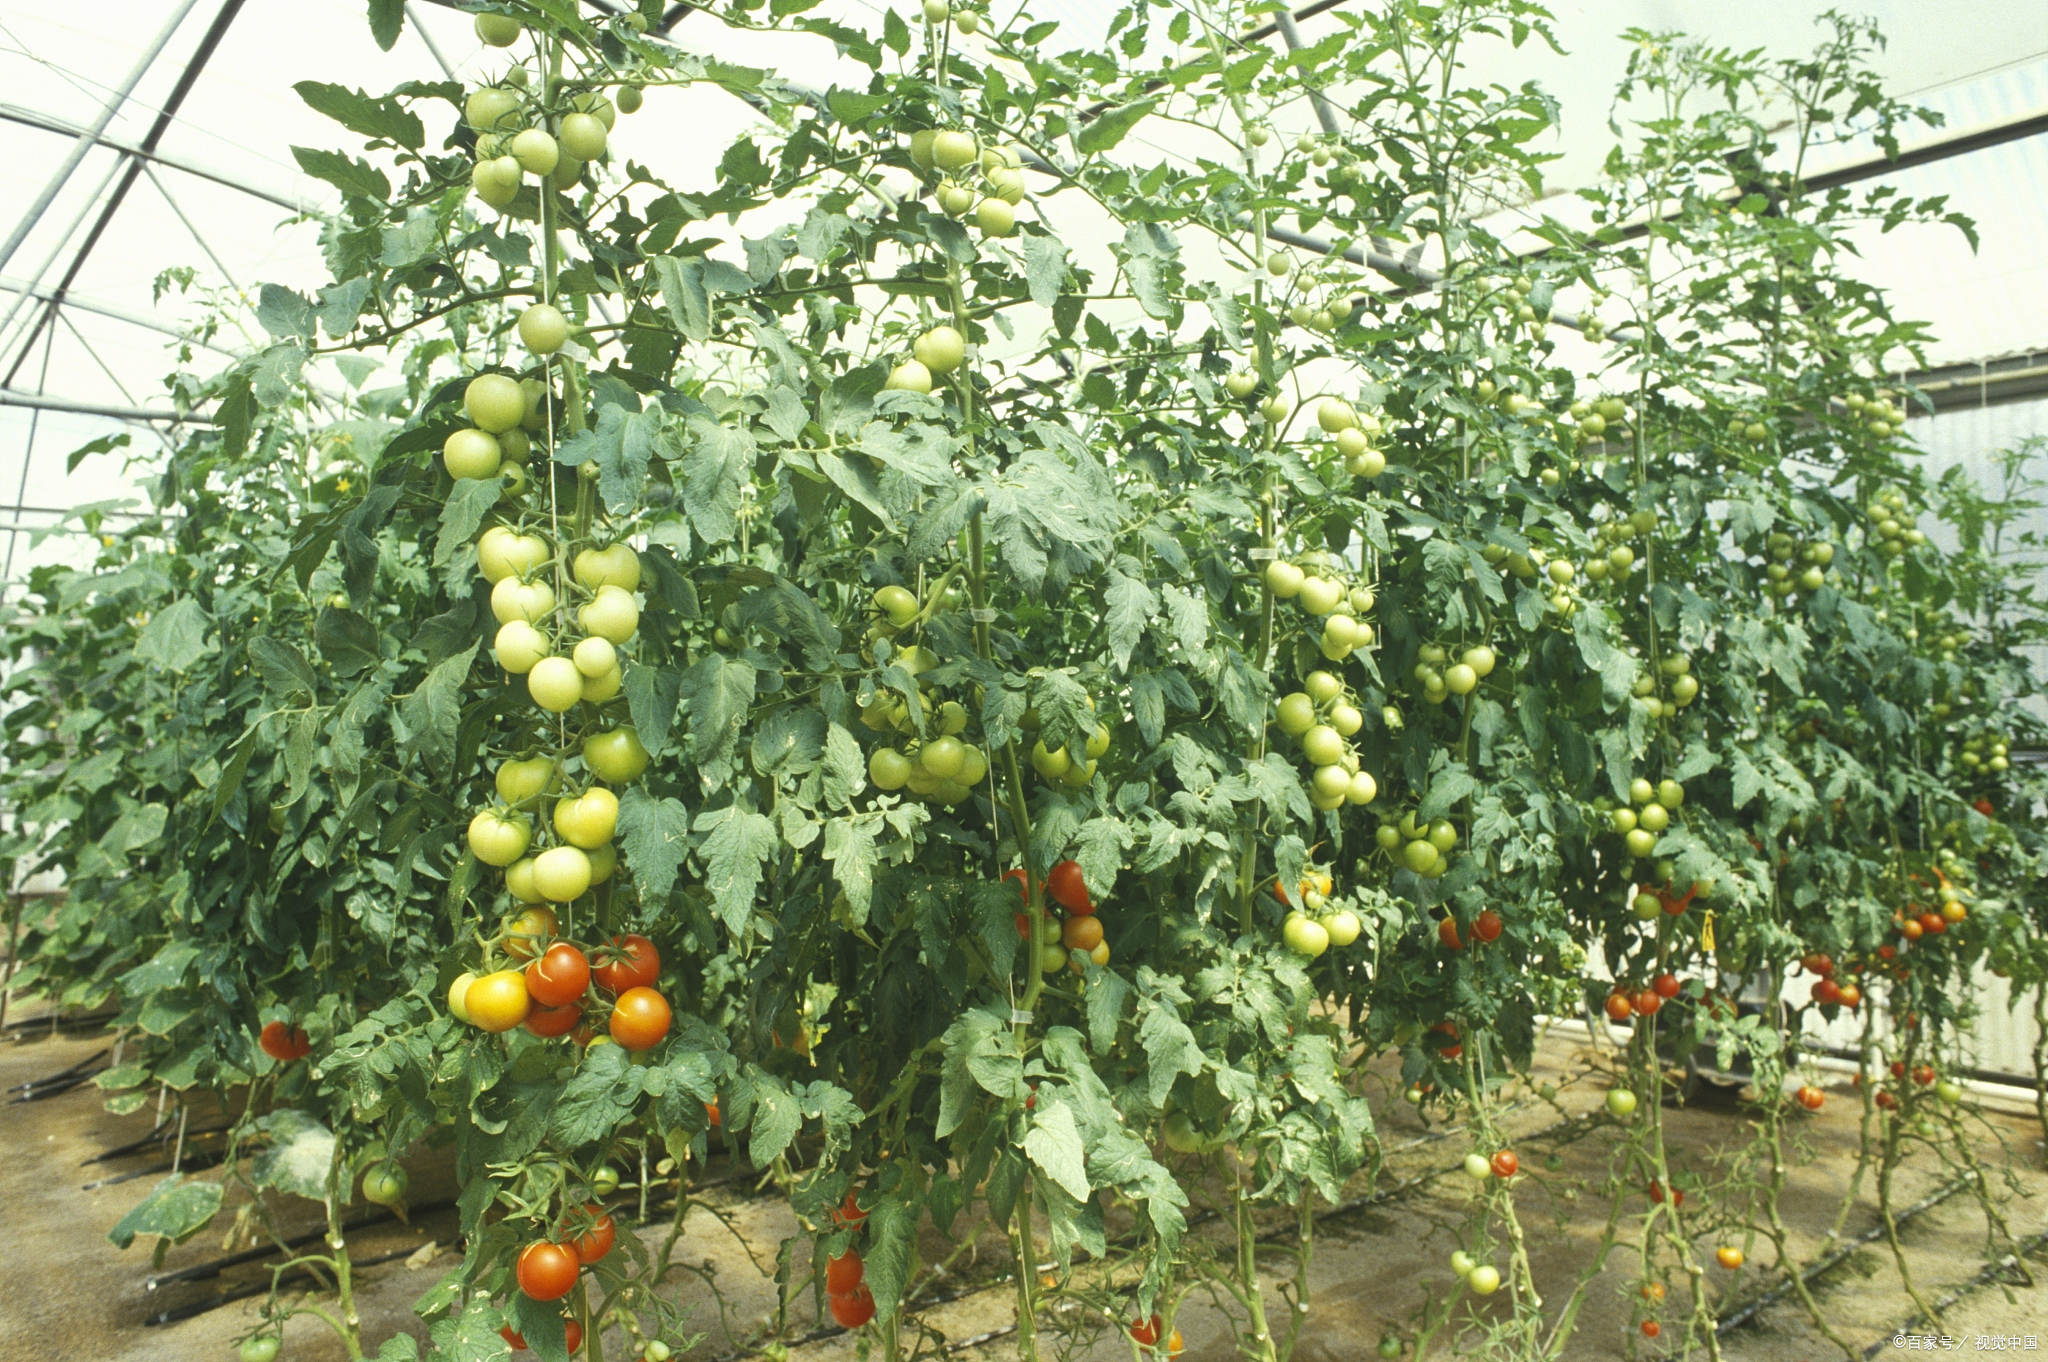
(1010, 860, 1112, 974)
(457, 930, 673, 1053)
(825, 1244, 877, 1328)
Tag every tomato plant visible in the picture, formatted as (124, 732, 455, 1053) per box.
(2, 3, 2043, 1361)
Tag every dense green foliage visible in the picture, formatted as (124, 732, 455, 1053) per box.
(4, 3, 2044, 1360)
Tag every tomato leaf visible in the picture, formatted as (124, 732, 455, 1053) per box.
(1075, 98, 1158, 155)
(133, 597, 214, 673)
(108, 1174, 224, 1249)
(250, 1109, 337, 1202)
(293, 80, 424, 150)
(696, 803, 778, 936)
(397, 640, 478, 772)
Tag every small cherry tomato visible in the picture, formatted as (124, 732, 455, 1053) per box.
(1047, 859, 1093, 913)
(1490, 1150, 1518, 1179)
(1716, 1246, 1744, 1269)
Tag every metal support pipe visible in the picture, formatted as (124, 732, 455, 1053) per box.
(0, 106, 312, 214)
(3, 0, 249, 389)
(1273, 11, 1342, 139)
(0, 155, 135, 367)
(0, 389, 205, 424)
(404, 2, 459, 80)
(141, 164, 241, 291)
(0, 277, 233, 355)
(0, 0, 204, 276)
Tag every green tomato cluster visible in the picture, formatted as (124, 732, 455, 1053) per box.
(1263, 555, 1376, 663)
(1402, 641, 1497, 709)
(1273, 669, 1378, 811)
(464, 75, 627, 208)
(908, 132, 1023, 237)
(1609, 775, 1685, 864)
(1374, 810, 1457, 877)
(1478, 541, 1581, 618)
(1759, 530, 1838, 597)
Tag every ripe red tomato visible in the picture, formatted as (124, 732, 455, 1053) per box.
(1889, 1060, 1906, 1079)
(1919, 912, 1946, 936)
(1973, 798, 1995, 816)
(1472, 909, 1503, 943)
(570, 1206, 614, 1264)
(1604, 993, 1633, 1022)
(1632, 989, 1662, 1017)
(1647, 1180, 1682, 1207)
(610, 987, 672, 1050)
(1800, 952, 1833, 977)
(1015, 912, 1036, 940)
(835, 1189, 867, 1227)
(1652, 973, 1680, 999)
(1912, 1065, 1935, 1085)
(1490, 1150, 1518, 1179)
(1835, 983, 1861, 1008)
(1047, 859, 1093, 914)
(593, 934, 660, 993)
(1004, 867, 1031, 901)
(516, 1241, 580, 1301)
(259, 1021, 311, 1061)
(705, 1099, 721, 1127)
(524, 1001, 582, 1038)
(1810, 978, 1841, 1006)
(526, 943, 591, 1007)
(1438, 917, 1463, 950)
(1876, 1089, 1898, 1110)
(1795, 1085, 1824, 1110)
(829, 1283, 876, 1328)
(1877, 944, 1896, 960)
(1641, 1320, 1660, 1338)
(1129, 1316, 1162, 1346)
(1429, 1022, 1461, 1060)
(826, 1248, 865, 1294)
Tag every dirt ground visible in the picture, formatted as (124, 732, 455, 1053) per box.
(3, 1015, 2044, 1362)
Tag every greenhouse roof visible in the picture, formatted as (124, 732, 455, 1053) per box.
(0, 0, 2044, 577)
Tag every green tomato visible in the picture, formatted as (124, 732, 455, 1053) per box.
(591, 1164, 621, 1196)
(1304, 670, 1343, 704)
(1323, 910, 1361, 947)
(239, 1336, 282, 1362)
(1375, 824, 1402, 851)
(496, 756, 558, 806)
(466, 374, 527, 433)
(1935, 1080, 1963, 1105)
(870, 748, 912, 790)
(443, 428, 502, 481)
(1086, 724, 1111, 759)
(585, 728, 650, 783)
(1402, 839, 1441, 875)
(1301, 724, 1344, 766)
(885, 359, 934, 394)
(580, 585, 640, 643)
(361, 1163, 408, 1208)
(1605, 1088, 1638, 1119)
(1467, 1265, 1501, 1295)
(559, 111, 608, 162)
(1265, 560, 1305, 598)
(1428, 820, 1457, 852)
(1163, 1111, 1203, 1154)
(1298, 576, 1344, 615)
(914, 325, 967, 374)
(1283, 912, 1330, 958)
(1637, 802, 1670, 833)
(920, 735, 967, 780)
(1625, 828, 1658, 859)
(528, 657, 584, 713)
(1463, 1153, 1491, 1181)
(1449, 1250, 1475, 1277)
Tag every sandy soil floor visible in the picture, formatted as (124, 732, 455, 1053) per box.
(3, 1015, 2043, 1362)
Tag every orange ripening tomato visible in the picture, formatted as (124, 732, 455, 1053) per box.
(829, 1283, 876, 1328)
(1641, 1320, 1660, 1338)
(593, 934, 659, 993)
(1716, 1246, 1744, 1270)
(1438, 917, 1463, 950)
(1128, 1316, 1161, 1346)
(1472, 909, 1502, 942)
(834, 1189, 867, 1228)
(1604, 993, 1633, 1023)
(259, 1021, 311, 1061)
(826, 1248, 865, 1294)
(504, 906, 559, 960)
(705, 1099, 721, 1127)
(1490, 1150, 1518, 1179)
(515, 1241, 580, 1301)
(1632, 989, 1662, 1017)
(1062, 915, 1104, 952)
(466, 970, 532, 1033)
(567, 1206, 615, 1265)
(610, 987, 672, 1050)
(1047, 859, 1093, 914)
(526, 942, 590, 1007)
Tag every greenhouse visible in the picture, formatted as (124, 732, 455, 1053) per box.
(2, 1, 2047, 1359)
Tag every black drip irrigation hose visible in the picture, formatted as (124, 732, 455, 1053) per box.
(2, 1008, 118, 1034)
(1856, 1227, 2048, 1358)
(144, 1242, 431, 1327)
(82, 1146, 228, 1191)
(1714, 1177, 1973, 1335)
(11, 1047, 109, 1100)
(84, 1122, 231, 1166)
(144, 1198, 462, 1294)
